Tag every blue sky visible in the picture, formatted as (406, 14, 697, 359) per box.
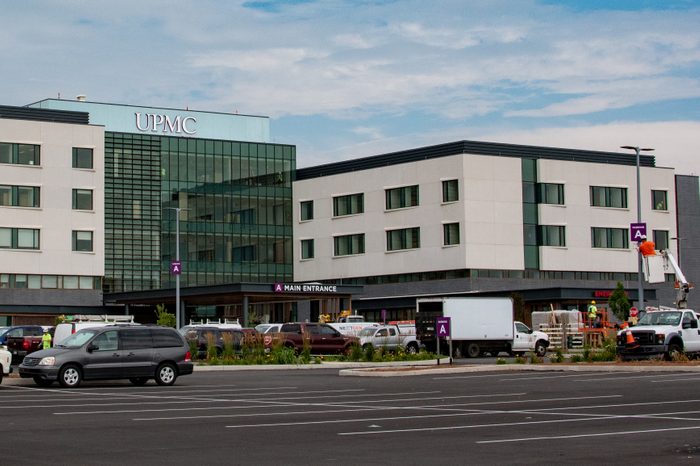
(1, 0, 699, 174)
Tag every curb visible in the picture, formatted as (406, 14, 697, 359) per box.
(338, 363, 700, 377)
(193, 358, 449, 371)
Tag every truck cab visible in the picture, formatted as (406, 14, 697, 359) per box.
(618, 309, 700, 359)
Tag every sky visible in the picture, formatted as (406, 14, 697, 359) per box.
(2, 0, 699, 174)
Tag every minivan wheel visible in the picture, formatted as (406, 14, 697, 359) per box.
(155, 363, 177, 386)
(33, 376, 53, 387)
(58, 364, 82, 388)
(129, 377, 149, 386)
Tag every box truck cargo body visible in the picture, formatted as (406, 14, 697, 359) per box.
(416, 297, 549, 358)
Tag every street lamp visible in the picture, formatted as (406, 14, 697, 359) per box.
(165, 207, 188, 328)
(620, 145, 654, 310)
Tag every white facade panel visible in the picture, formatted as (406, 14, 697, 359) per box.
(0, 118, 105, 278)
(294, 154, 524, 281)
(537, 159, 677, 272)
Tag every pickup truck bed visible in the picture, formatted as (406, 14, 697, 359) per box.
(7, 336, 45, 364)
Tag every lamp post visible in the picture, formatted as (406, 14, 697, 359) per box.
(671, 236, 682, 268)
(166, 207, 188, 329)
(621, 145, 654, 310)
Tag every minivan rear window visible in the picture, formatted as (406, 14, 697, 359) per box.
(120, 329, 153, 350)
(152, 329, 183, 348)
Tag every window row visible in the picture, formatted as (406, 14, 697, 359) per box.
(301, 223, 461, 259)
(300, 225, 671, 258)
(300, 182, 669, 221)
(300, 180, 460, 221)
(0, 143, 93, 169)
(0, 186, 93, 211)
(0, 274, 101, 289)
(0, 228, 93, 251)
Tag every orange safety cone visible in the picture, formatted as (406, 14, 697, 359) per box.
(625, 328, 638, 348)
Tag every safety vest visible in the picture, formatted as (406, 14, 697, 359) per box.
(588, 305, 597, 319)
(42, 332, 52, 349)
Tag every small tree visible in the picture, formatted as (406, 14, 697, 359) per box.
(155, 303, 176, 328)
(608, 281, 631, 321)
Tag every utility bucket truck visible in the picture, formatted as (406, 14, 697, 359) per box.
(416, 297, 549, 358)
(617, 246, 696, 360)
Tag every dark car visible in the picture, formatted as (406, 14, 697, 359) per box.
(180, 326, 257, 359)
(267, 323, 360, 354)
(19, 325, 193, 388)
(0, 325, 45, 346)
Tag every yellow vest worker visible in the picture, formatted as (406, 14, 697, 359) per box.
(587, 301, 598, 321)
(42, 330, 52, 349)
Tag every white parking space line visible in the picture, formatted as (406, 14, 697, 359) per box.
(567, 374, 688, 382)
(132, 394, 620, 422)
(52, 391, 445, 415)
(651, 376, 700, 383)
(338, 416, 617, 436)
(497, 372, 638, 381)
(476, 425, 700, 444)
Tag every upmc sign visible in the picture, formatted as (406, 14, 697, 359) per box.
(436, 317, 451, 337)
(135, 113, 197, 135)
(630, 222, 647, 242)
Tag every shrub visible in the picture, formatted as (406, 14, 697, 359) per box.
(496, 358, 507, 365)
(551, 348, 564, 363)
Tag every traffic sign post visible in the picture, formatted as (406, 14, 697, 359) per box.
(435, 317, 452, 365)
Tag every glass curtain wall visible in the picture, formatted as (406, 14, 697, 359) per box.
(159, 137, 294, 288)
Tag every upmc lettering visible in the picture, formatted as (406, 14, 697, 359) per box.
(135, 113, 196, 135)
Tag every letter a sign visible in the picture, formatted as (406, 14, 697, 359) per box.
(630, 223, 647, 242)
(436, 317, 451, 337)
(170, 261, 181, 275)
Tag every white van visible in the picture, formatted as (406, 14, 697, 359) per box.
(53, 315, 137, 345)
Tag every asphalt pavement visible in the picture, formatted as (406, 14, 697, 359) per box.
(3, 365, 700, 465)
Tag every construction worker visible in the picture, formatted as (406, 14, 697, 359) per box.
(587, 301, 598, 327)
(41, 328, 52, 350)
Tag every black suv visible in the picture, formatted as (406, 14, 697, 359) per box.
(18, 326, 193, 388)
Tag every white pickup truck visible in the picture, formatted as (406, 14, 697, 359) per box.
(617, 309, 700, 360)
(358, 324, 421, 354)
(0, 346, 11, 384)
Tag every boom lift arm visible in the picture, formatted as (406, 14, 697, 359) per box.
(660, 249, 692, 309)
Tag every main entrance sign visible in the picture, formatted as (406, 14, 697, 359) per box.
(273, 283, 338, 293)
(135, 113, 197, 135)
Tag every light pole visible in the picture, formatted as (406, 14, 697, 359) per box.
(166, 207, 188, 328)
(621, 145, 654, 310)
(671, 236, 682, 268)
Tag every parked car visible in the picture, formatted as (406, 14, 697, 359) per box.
(19, 325, 193, 388)
(0, 325, 45, 346)
(6, 327, 55, 364)
(265, 323, 360, 354)
(254, 323, 283, 334)
(180, 326, 256, 359)
(358, 324, 421, 353)
(0, 346, 11, 384)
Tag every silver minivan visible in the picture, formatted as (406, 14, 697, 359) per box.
(19, 326, 193, 388)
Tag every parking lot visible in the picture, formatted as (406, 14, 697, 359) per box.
(4, 367, 700, 465)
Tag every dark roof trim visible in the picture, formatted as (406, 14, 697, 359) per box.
(296, 140, 656, 180)
(0, 105, 89, 125)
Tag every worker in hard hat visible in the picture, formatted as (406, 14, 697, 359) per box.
(42, 328, 52, 349)
(587, 301, 598, 327)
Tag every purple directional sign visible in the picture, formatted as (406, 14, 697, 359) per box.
(170, 261, 182, 275)
(630, 222, 647, 242)
(436, 317, 451, 337)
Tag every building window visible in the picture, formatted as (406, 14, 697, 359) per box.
(0, 142, 40, 166)
(333, 193, 364, 217)
(386, 185, 419, 210)
(653, 230, 669, 250)
(539, 225, 566, 246)
(537, 183, 565, 205)
(72, 148, 94, 169)
(443, 223, 460, 246)
(72, 189, 93, 210)
(0, 185, 40, 208)
(300, 200, 314, 221)
(334, 233, 365, 256)
(591, 227, 629, 249)
(233, 245, 256, 262)
(0, 227, 40, 250)
(442, 180, 459, 203)
(590, 186, 627, 208)
(386, 227, 420, 251)
(652, 190, 668, 210)
(301, 239, 314, 259)
(72, 230, 94, 252)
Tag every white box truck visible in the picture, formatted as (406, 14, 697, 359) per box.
(416, 297, 549, 358)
